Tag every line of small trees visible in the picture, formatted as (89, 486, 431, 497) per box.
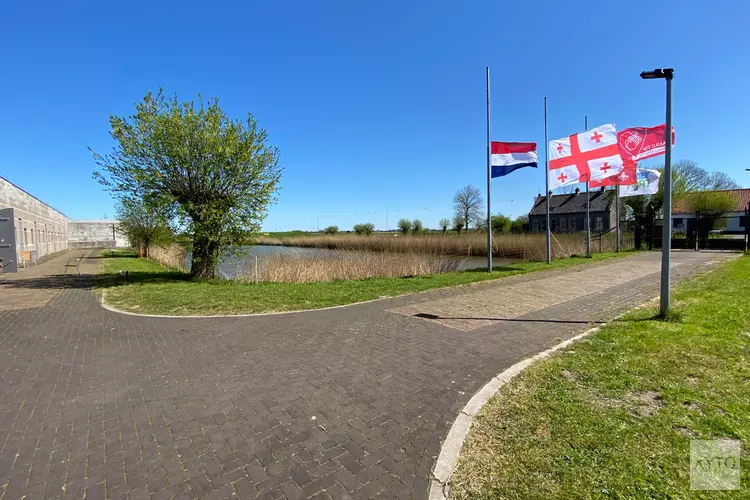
(396, 218, 425, 235)
(353, 223, 375, 235)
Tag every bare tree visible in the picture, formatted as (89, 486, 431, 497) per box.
(707, 171, 741, 190)
(553, 184, 582, 195)
(453, 185, 483, 230)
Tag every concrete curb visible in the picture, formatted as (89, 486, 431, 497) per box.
(426, 257, 734, 499)
(427, 324, 602, 499)
(98, 289, 398, 319)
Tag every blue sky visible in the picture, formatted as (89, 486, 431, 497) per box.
(1, 1, 748, 231)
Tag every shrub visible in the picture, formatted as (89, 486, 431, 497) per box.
(397, 218, 412, 235)
(511, 215, 528, 233)
(412, 219, 424, 234)
(323, 225, 339, 234)
(452, 215, 465, 236)
(353, 223, 374, 236)
(491, 214, 512, 233)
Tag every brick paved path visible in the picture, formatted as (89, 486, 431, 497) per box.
(0, 250, 734, 499)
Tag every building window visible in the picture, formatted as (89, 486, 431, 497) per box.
(532, 220, 540, 232)
(541, 219, 547, 231)
(595, 216, 603, 231)
(550, 218, 558, 232)
(569, 218, 576, 231)
(559, 218, 567, 232)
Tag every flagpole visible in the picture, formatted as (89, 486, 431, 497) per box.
(544, 96, 551, 264)
(616, 186, 621, 252)
(584, 115, 591, 257)
(486, 66, 492, 272)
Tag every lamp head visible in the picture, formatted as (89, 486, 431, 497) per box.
(640, 68, 674, 80)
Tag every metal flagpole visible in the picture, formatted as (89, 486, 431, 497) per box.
(584, 115, 591, 257)
(486, 67, 493, 272)
(544, 97, 551, 264)
(616, 186, 621, 252)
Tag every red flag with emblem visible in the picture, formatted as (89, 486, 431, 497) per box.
(590, 124, 675, 187)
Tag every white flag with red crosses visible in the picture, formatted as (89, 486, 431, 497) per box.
(548, 124, 625, 189)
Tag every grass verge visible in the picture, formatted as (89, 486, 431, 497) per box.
(451, 255, 749, 498)
(99, 250, 629, 316)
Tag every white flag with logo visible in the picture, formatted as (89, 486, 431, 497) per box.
(620, 168, 661, 197)
(549, 123, 625, 189)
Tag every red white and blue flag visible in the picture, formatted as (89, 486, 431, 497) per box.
(490, 142, 538, 178)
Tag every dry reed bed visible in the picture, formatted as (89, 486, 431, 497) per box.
(150, 244, 188, 271)
(237, 251, 462, 283)
(259, 232, 633, 260)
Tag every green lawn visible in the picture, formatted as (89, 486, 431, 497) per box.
(99, 250, 629, 316)
(451, 255, 749, 499)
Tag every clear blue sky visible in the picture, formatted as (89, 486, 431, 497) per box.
(1, 1, 748, 231)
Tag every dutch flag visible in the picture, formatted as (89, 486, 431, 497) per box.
(491, 141, 538, 178)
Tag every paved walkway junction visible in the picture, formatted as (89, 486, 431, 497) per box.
(0, 249, 734, 499)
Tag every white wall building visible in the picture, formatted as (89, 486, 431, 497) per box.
(0, 176, 69, 264)
(0, 176, 129, 272)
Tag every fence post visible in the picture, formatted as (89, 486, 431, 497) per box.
(599, 232, 602, 253)
(695, 209, 699, 251)
(745, 203, 749, 253)
(254, 255, 259, 285)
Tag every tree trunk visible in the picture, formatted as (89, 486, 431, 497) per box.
(634, 225, 643, 250)
(190, 237, 220, 279)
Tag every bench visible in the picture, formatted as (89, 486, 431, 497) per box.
(64, 254, 87, 275)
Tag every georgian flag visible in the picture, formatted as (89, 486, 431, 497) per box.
(491, 142, 538, 178)
(549, 123, 625, 189)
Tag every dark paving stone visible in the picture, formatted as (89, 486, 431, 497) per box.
(0, 250, 732, 498)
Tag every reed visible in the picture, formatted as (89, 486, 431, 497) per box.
(236, 250, 463, 283)
(258, 232, 633, 260)
(149, 244, 188, 271)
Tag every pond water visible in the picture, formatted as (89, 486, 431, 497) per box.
(198, 245, 520, 279)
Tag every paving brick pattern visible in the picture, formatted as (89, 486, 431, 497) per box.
(0, 250, 734, 499)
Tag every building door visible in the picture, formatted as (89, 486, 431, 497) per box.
(0, 208, 18, 273)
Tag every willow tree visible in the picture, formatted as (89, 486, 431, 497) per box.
(93, 91, 282, 278)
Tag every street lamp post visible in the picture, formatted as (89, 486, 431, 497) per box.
(640, 68, 674, 317)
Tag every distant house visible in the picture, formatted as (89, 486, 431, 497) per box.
(671, 188, 750, 234)
(528, 188, 616, 233)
